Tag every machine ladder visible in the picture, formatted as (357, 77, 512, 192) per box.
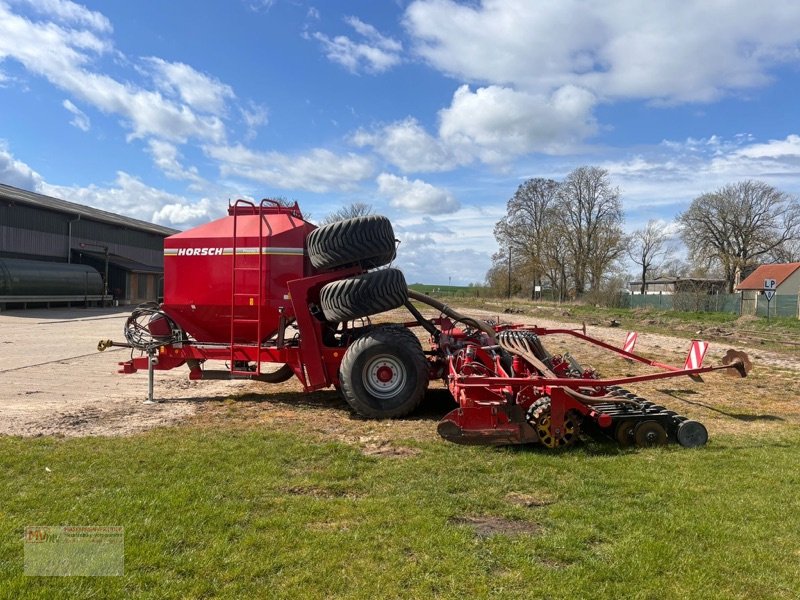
(229, 199, 266, 376)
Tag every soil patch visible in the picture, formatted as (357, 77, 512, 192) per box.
(450, 515, 542, 538)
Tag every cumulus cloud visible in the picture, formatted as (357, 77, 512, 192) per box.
(313, 16, 402, 74)
(376, 172, 459, 214)
(41, 171, 219, 227)
(147, 140, 205, 185)
(146, 57, 235, 114)
(11, 0, 112, 33)
(206, 144, 374, 193)
(62, 99, 90, 131)
(354, 85, 596, 171)
(352, 117, 455, 172)
(152, 197, 214, 226)
(0, 141, 42, 190)
(390, 205, 507, 284)
(404, 0, 800, 103)
(439, 84, 597, 163)
(0, 3, 227, 143)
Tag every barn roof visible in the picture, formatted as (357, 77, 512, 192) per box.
(737, 263, 800, 290)
(0, 182, 179, 237)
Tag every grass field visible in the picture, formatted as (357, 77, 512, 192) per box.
(2, 421, 799, 599)
(1, 301, 798, 598)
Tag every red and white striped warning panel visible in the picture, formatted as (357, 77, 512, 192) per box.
(683, 340, 709, 370)
(622, 331, 638, 354)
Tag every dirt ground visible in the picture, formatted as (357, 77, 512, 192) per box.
(0, 304, 797, 443)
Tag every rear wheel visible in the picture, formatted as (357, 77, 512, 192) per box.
(307, 215, 396, 271)
(320, 268, 408, 322)
(338, 326, 429, 418)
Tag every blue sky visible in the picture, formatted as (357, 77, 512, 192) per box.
(2, 0, 800, 284)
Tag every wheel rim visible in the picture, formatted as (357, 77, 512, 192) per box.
(362, 354, 407, 399)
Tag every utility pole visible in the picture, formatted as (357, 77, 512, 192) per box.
(507, 246, 512, 299)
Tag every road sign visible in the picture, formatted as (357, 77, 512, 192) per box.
(764, 278, 777, 290)
(764, 290, 775, 301)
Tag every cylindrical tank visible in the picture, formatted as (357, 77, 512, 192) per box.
(0, 258, 103, 296)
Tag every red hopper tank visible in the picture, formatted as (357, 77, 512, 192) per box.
(161, 201, 316, 343)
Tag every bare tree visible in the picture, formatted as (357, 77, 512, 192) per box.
(678, 180, 800, 292)
(769, 238, 800, 263)
(558, 166, 625, 294)
(627, 220, 672, 293)
(320, 202, 374, 225)
(494, 178, 559, 299)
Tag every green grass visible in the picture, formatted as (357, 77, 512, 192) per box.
(2, 427, 799, 599)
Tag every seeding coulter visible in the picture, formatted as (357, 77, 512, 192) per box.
(99, 200, 752, 449)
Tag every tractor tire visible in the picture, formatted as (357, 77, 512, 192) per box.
(320, 268, 407, 322)
(338, 325, 429, 418)
(307, 215, 396, 271)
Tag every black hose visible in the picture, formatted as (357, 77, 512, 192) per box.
(407, 290, 497, 345)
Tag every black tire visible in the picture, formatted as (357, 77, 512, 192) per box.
(320, 268, 407, 322)
(307, 216, 396, 270)
(254, 363, 295, 384)
(338, 326, 429, 418)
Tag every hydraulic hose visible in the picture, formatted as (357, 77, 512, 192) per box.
(407, 290, 497, 345)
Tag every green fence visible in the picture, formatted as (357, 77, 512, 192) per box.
(755, 294, 799, 318)
(629, 292, 798, 317)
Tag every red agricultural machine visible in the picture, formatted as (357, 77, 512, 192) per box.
(98, 199, 752, 449)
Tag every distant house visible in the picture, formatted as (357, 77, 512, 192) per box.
(737, 262, 800, 316)
(627, 276, 727, 295)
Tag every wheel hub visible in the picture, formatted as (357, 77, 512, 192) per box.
(363, 354, 407, 399)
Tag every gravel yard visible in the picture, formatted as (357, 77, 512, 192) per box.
(1, 305, 797, 440)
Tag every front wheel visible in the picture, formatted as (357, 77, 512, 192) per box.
(338, 326, 429, 418)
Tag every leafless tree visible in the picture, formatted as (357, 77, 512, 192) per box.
(678, 180, 800, 292)
(769, 238, 800, 263)
(320, 201, 374, 225)
(558, 166, 625, 294)
(494, 178, 559, 299)
(627, 220, 672, 293)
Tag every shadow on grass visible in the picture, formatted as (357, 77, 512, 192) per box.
(165, 385, 458, 423)
(659, 388, 785, 422)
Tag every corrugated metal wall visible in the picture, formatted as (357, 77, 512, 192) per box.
(0, 200, 166, 266)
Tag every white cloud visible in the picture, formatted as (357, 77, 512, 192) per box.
(146, 140, 204, 185)
(11, 0, 112, 33)
(206, 144, 374, 193)
(0, 3, 226, 143)
(352, 117, 455, 172)
(313, 16, 402, 74)
(390, 205, 507, 284)
(439, 84, 597, 163)
(404, 0, 800, 103)
(353, 85, 596, 171)
(152, 197, 214, 226)
(146, 57, 235, 114)
(62, 98, 89, 131)
(0, 141, 42, 190)
(240, 101, 269, 140)
(41, 171, 218, 227)
(376, 172, 459, 214)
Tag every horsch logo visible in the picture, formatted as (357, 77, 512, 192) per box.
(176, 247, 224, 256)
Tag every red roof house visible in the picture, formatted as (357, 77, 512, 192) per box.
(737, 262, 800, 292)
(736, 262, 800, 317)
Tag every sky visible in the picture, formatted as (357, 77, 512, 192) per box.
(2, 0, 800, 284)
